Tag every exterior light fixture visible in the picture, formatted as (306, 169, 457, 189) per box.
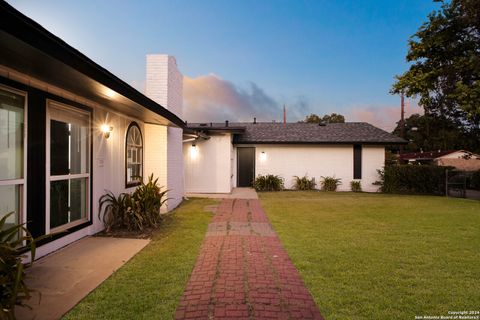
(190, 143, 198, 159)
(260, 151, 267, 161)
(101, 124, 113, 139)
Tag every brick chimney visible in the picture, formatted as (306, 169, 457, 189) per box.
(146, 54, 183, 118)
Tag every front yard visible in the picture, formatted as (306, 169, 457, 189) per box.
(260, 192, 480, 320)
(63, 193, 479, 320)
(63, 198, 217, 320)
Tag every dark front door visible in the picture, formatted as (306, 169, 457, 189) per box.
(237, 147, 255, 187)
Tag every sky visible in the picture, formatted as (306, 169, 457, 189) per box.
(7, 0, 439, 131)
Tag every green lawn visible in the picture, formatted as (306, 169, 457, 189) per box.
(259, 192, 480, 320)
(63, 198, 216, 320)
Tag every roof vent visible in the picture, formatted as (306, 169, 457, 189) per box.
(225, 120, 229, 127)
(199, 123, 208, 127)
(253, 117, 257, 124)
(318, 122, 327, 126)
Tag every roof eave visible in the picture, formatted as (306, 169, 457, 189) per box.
(233, 141, 408, 145)
(0, 1, 185, 128)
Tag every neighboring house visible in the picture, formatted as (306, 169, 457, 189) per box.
(400, 150, 480, 171)
(1, 2, 184, 259)
(183, 122, 406, 192)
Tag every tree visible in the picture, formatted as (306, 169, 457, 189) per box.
(391, 0, 480, 133)
(392, 113, 480, 152)
(303, 113, 321, 123)
(303, 113, 345, 123)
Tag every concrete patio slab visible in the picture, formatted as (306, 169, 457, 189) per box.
(187, 187, 259, 199)
(15, 236, 150, 320)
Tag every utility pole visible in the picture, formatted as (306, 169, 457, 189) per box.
(283, 105, 287, 127)
(400, 93, 405, 152)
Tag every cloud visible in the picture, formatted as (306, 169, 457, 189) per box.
(347, 100, 423, 132)
(183, 74, 307, 123)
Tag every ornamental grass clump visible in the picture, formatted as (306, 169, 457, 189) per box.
(350, 180, 362, 192)
(293, 175, 316, 190)
(99, 174, 169, 231)
(321, 176, 342, 191)
(253, 174, 284, 191)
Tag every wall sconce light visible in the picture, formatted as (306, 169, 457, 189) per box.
(190, 143, 198, 159)
(101, 124, 113, 139)
(260, 151, 267, 161)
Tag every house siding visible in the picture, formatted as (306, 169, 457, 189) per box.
(251, 144, 383, 192)
(183, 134, 232, 193)
(144, 124, 168, 202)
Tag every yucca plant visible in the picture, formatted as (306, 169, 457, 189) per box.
(321, 176, 342, 191)
(350, 180, 362, 192)
(133, 174, 169, 228)
(99, 174, 169, 232)
(293, 175, 316, 190)
(1, 212, 37, 319)
(253, 174, 284, 191)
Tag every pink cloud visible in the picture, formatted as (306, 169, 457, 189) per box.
(347, 100, 423, 132)
(183, 74, 282, 122)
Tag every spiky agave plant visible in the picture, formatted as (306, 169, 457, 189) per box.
(0, 212, 38, 319)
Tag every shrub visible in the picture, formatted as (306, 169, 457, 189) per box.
(133, 174, 169, 227)
(469, 170, 480, 190)
(253, 174, 284, 191)
(1, 212, 38, 319)
(376, 165, 449, 195)
(99, 174, 169, 231)
(321, 176, 342, 191)
(293, 175, 316, 190)
(350, 180, 362, 192)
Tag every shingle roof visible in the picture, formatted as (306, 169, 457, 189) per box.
(187, 122, 407, 145)
(399, 150, 464, 160)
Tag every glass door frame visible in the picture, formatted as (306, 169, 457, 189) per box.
(0, 84, 27, 235)
(45, 99, 91, 234)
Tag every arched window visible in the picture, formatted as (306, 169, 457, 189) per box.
(125, 122, 143, 187)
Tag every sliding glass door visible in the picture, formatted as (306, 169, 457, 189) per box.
(0, 86, 26, 233)
(47, 101, 90, 232)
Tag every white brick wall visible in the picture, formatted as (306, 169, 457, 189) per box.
(183, 134, 233, 193)
(146, 54, 184, 210)
(253, 145, 383, 192)
(167, 127, 184, 209)
(146, 55, 183, 118)
(144, 124, 168, 194)
(146, 55, 169, 107)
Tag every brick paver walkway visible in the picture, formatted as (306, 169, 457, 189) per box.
(175, 199, 324, 320)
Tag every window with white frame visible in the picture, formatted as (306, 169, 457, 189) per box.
(47, 101, 90, 231)
(0, 86, 26, 233)
(125, 122, 143, 187)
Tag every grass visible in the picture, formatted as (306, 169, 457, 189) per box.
(63, 198, 216, 320)
(259, 191, 480, 320)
